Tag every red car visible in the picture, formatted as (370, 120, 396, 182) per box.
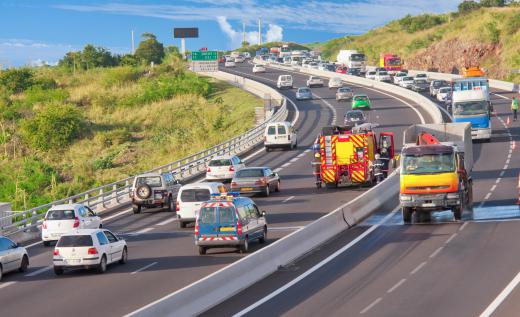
(336, 66, 347, 74)
(218, 56, 226, 63)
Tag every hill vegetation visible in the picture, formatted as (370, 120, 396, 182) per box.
(0, 34, 261, 210)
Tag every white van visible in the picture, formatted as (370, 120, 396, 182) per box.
(176, 182, 226, 228)
(264, 121, 298, 151)
(276, 75, 293, 89)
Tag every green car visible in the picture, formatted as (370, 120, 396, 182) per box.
(351, 94, 372, 110)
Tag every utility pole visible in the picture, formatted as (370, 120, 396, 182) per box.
(242, 21, 246, 45)
(131, 30, 135, 54)
(258, 18, 262, 46)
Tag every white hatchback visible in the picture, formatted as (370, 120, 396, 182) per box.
(176, 182, 226, 228)
(252, 64, 266, 73)
(328, 77, 343, 89)
(42, 204, 102, 246)
(206, 155, 245, 181)
(53, 229, 127, 275)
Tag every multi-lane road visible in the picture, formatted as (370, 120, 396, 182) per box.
(0, 62, 517, 316)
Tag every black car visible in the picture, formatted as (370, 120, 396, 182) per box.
(411, 79, 429, 92)
(347, 68, 360, 76)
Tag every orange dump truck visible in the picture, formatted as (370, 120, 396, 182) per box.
(318, 123, 394, 189)
(399, 123, 473, 223)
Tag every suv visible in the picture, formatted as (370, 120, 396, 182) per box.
(130, 172, 181, 214)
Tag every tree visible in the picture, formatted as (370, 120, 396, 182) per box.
(120, 54, 139, 67)
(480, 0, 505, 7)
(135, 32, 165, 65)
(241, 41, 250, 48)
(164, 45, 182, 59)
(458, 0, 481, 12)
(0, 68, 34, 94)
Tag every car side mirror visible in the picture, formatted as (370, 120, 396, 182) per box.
(262, 211, 267, 217)
(12, 242, 18, 249)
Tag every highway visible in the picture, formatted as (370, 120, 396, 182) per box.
(204, 66, 520, 317)
(0, 63, 428, 316)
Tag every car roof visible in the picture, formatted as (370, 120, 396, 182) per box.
(48, 203, 83, 211)
(61, 228, 101, 236)
(211, 154, 237, 160)
(237, 167, 268, 171)
(180, 182, 223, 190)
(267, 121, 291, 126)
(136, 172, 163, 178)
(354, 94, 368, 97)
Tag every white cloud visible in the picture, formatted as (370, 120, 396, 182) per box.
(265, 24, 283, 43)
(218, 16, 280, 48)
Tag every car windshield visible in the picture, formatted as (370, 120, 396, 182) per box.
(355, 96, 368, 101)
(387, 58, 401, 66)
(209, 159, 232, 167)
(136, 176, 162, 187)
(199, 207, 216, 224)
(403, 77, 414, 81)
(368, 72, 376, 75)
(347, 112, 364, 120)
(338, 88, 352, 93)
(415, 80, 427, 84)
(379, 71, 388, 75)
(181, 189, 211, 202)
(236, 169, 264, 178)
(350, 54, 365, 61)
(416, 74, 427, 78)
(433, 81, 445, 88)
(453, 100, 488, 116)
(396, 73, 406, 77)
(267, 126, 276, 135)
(46, 209, 75, 220)
(299, 88, 310, 93)
(57, 235, 94, 247)
(402, 153, 455, 175)
(439, 87, 451, 93)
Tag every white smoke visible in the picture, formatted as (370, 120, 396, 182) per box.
(217, 16, 283, 48)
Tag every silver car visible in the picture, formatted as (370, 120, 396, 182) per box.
(230, 167, 281, 197)
(0, 236, 29, 281)
(296, 87, 312, 100)
(336, 87, 354, 101)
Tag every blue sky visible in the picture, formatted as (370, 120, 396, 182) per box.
(0, 0, 463, 66)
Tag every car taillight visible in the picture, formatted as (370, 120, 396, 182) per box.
(73, 217, 80, 228)
(255, 178, 267, 186)
(207, 167, 211, 173)
(42, 221, 47, 229)
(176, 200, 180, 212)
(53, 249, 59, 256)
(236, 219, 243, 235)
(231, 182, 237, 187)
(229, 166, 235, 172)
(88, 247, 98, 255)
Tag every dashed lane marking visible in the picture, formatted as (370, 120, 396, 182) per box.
(131, 262, 158, 275)
(459, 222, 469, 231)
(360, 297, 383, 315)
(387, 278, 407, 293)
(157, 217, 177, 226)
(410, 261, 427, 275)
(445, 233, 458, 244)
(0, 282, 16, 289)
(25, 265, 52, 277)
(282, 196, 295, 203)
(429, 246, 444, 259)
(104, 208, 133, 222)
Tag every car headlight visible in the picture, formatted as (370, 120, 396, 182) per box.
(447, 193, 459, 199)
(400, 194, 412, 201)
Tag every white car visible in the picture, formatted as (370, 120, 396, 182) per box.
(393, 72, 407, 84)
(176, 182, 225, 228)
(53, 229, 127, 275)
(399, 76, 415, 89)
(277, 75, 293, 89)
(0, 236, 29, 281)
(436, 87, 452, 102)
(42, 204, 102, 246)
(414, 73, 428, 81)
(375, 71, 392, 82)
(365, 71, 377, 80)
(306, 76, 324, 88)
(224, 61, 236, 68)
(206, 155, 245, 181)
(234, 56, 244, 63)
(264, 121, 298, 151)
(252, 64, 266, 73)
(308, 62, 319, 69)
(328, 77, 343, 89)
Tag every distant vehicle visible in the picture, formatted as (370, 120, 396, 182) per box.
(393, 72, 408, 85)
(234, 56, 245, 63)
(375, 71, 392, 83)
(344, 110, 367, 125)
(224, 60, 236, 68)
(379, 53, 402, 75)
(429, 80, 449, 97)
(336, 50, 366, 73)
(307, 76, 324, 88)
(42, 203, 102, 246)
(400, 76, 415, 89)
(277, 75, 293, 89)
(301, 60, 312, 68)
(130, 172, 181, 214)
(176, 182, 226, 228)
(336, 87, 354, 101)
(411, 79, 429, 92)
(336, 66, 348, 74)
(206, 155, 245, 181)
(365, 71, 377, 80)
(325, 64, 336, 72)
(296, 87, 312, 100)
(436, 87, 452, 102)
(375, 67, 387, 72)
(414, 73, 428, 81)
(264, 121, 298, 151)
(195, 194, 267, 254)
(243, 52, 251, 59)
(252, 64, 266, 73)
(352, 94, 372, 110)
(347, 68, 361, 76)
(53, 229, 127, 275)
(218, 56, 226, 63)
(230, 167, 281, 196)
(308, 62, 319, 69)
(0, 236, 29, 281)
(328, 77, 343, 89)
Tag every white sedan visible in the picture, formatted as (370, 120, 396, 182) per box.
(252, 64, 266, 73)
(225, 61, 236, 68)
(436, 87, 452, 102)
(365, 71, 377, 80)
(328, 77, 343, 89)
(306, 76, 324, 88)
(53, 229, 127, 275)
(0, 236, 29, 281)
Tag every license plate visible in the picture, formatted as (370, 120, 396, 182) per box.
(65, 259, 81, 264)
(422, 203, 436, 207)
(220, 227, 235, 232)
(241, 187, 253, 191)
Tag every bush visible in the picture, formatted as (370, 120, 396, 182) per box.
(33, 77, 58, 90)
(458, 0, 481, 13)
(102, 66, 141, 87)
(25, 87, 69, 106)
(137, 73, 211, 105)
(504, 14, 520, 34)
(483, 21, 500, 43)
(22, 103, 86, 150)
(398, 14, 446, 33)
(0, 68, 34, 94)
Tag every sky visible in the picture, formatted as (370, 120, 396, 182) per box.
(0, 0, 464, 67)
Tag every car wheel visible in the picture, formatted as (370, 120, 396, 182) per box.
(275, 181, 281, 192)
(97, 255, 107, 274)
(179, 221, 187, 228)
(99, 224, 103, 229)
(119, 247, 128, 264)
(19, 255, 29, 273)
(53, 266, 64, 276)
(264, 185, 270, 197)
(167, 197, 175, 212)
(43, 241, 50, 247)
(0, 264, 3, 281)
(259, 226, 267, 244)
(198, 246, 207, 255)
(132, 204, 141, 214)
(265, 147, 271, 153)
(239, 238, 249, 254)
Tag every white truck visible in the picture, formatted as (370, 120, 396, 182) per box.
(336, 50, 366, 73)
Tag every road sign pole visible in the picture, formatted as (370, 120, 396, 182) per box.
(181, 38, 186, 59)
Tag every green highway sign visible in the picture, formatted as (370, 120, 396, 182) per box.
(191, 51, 218, 61)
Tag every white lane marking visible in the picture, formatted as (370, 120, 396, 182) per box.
(157, 217, 177, 226)
(242, 147, 267, 163)
(490, 185, 497, 192)
(491, 92, 511, 100)
(289, 157, 299, 163)
(479, 271, 520, 317)
(429, 246, 444, 259)
(485, 193, 492, 200)
(282, 196, 295, 203)
(134, 227, 154, 235)
(268, 226, 304, 231)
(25, 265, 52, 277)
(131, 262, 158, 275)
(304, 149, 311, 153)
(103, 208, 132, 222)
(313, 93, 337, 125)
(273, 167, 283, 173)
(387, 278, 407, 293)
(459, 222, 469, 231)
(281, 162, 290, 168)
(0, 282, 16, 289)
(25, 240, 44, 249)
(232, 208, 398, 317)
(495, 178, 502, 184)
(360, 297, 383, 315)
(445, 233, 458, 244)
(410, 261, 427, 275)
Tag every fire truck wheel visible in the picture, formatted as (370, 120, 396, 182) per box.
(452, 206, 462, 221)
(325, 182, 337, 189)
(402, 207, 412, 224)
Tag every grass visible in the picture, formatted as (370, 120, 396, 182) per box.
(0, 64, 261, 210)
